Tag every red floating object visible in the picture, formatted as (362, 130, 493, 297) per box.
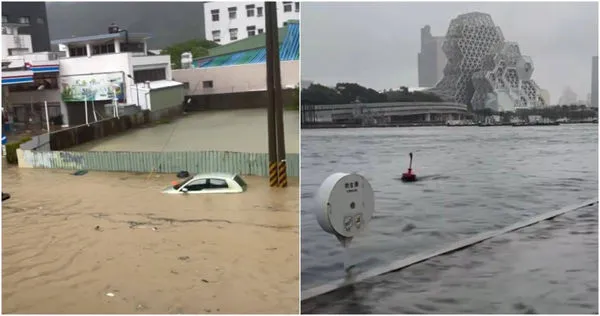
(401, 153, 418, 182)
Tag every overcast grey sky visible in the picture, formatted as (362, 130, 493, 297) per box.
(301, 1, 598, 104)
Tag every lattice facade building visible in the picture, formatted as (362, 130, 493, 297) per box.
(428, 12, 546, 111)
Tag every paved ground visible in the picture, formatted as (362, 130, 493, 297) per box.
(73, 109, 299, 154)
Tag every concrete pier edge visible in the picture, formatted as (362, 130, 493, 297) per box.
(301, 198, 599, 301)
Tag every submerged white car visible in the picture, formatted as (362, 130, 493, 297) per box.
(162, 173, 248, 194)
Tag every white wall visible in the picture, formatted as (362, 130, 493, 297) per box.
(173, 60, 299, 95)
(204, 1, 299, 45)
(59, 52, 133, 104)
(128, 85, 150, 110)
(2, 33, 33, 57)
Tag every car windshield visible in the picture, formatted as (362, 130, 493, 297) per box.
(173, 176, 193, 190)
(233, 175, 247, 190)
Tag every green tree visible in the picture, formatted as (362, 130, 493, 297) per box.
(161, 39, 220, 69)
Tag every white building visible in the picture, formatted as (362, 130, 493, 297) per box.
(204, 1, 299, 45)
(2, 18, 33, 57)
(50, 30, 180, 126)
(2, 26, 181, 128)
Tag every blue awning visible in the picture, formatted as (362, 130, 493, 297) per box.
(29, 65, 60, 73)
(2, 75, 34, 85)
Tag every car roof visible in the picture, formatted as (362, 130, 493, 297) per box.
(191, 172, 238, 180)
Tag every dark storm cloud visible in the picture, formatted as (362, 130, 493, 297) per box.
(301, 2, 598, 103)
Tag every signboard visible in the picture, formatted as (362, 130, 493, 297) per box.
(60, 73, 125, 102)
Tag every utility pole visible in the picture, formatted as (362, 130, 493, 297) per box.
(265, 2, 287, 188)
(265, 2, 278, 188)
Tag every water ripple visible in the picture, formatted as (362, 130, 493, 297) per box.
(301, 125, 598, 313)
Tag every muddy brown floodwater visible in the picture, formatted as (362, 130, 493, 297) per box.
(2, 165, 299, 314)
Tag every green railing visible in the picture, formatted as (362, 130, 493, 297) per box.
(21, 150, 299, 177)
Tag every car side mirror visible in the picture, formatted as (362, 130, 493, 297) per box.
(181, 188, 189, 193)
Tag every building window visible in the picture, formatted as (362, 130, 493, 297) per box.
(247, 25, 256, 37)
(256, 7, 263, 17)
(69, 46, 87, 57)
(133, 68, 166, 83)
(295, 2, 300, 12)
(228, 7, 237, 19)
(258, 28, 264, 34)
(229, 28, 238, 41)
(211, 9, 219, 22)
(92, 43, 115, 55)
(121, 42, 145, 53)
(203, 80, 214, 89)
(246, 4, 255, 17)
(283, 2, 292, 12)
(18, 16, 30, 24)
(212, 30, 221, 42)
(2, 15, 7, 23)
(2, 27, 11, 35)
(36, 17, 45, 24)
(8, 48, 28, 56)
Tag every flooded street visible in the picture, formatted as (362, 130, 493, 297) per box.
(2, 165, 299, 314)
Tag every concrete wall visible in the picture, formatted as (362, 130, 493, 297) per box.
(204, 1, 299, 44)
(48, 110, 150, 150)
(150, 86, 184, 112)
(187, 88, 297, 111)
(173, 60, 299, 95)
(19, 133, 50, 151)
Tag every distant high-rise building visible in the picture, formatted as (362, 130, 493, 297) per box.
(592, 56, 598, 108)
(1, 2, 50, 55)
(558, 86, 578, 105)
(418, 25, 446, 88)
(540, 89, 551, 105)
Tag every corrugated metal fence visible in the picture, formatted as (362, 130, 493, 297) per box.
(21, 150, 299, 177)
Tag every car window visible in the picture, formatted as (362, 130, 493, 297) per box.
(208, 178, 229, 189)
(184, 179, 208, 191)
(233, 175, 247, 189)
(173, 176, 193, 190)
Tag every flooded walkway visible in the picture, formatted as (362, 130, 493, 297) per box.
(2, 165, 299, 314)
(71, 109, 300, 154)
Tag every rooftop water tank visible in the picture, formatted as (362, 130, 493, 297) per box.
(181, 52, 193, 69)
(108, 23, 120, 34)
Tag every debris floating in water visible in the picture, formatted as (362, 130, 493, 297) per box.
(72, 170, 88, 176)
